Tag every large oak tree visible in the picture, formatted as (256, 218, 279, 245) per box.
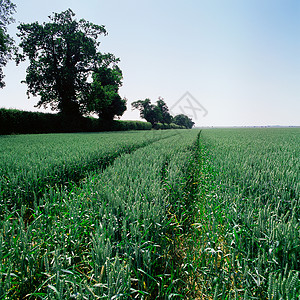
(17, 9, 125, 119)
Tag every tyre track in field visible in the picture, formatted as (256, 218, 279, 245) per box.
(156, 130, 202, 298)
(1, 131, 180, 215)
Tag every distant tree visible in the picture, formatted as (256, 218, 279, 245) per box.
(147, 105, 162, 126)
(132, 99, 151, 120)
(132, 98, 162, 126)
(86, 64, 126, 121)
(0, 0, 16, 88)
(156, 97, 172, 124)
(173, 114, 195, 129)
(17, 9, 124, 119)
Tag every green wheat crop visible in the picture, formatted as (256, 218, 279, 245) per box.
(186, 128, 300, 299)
(0, 129, 199, 299)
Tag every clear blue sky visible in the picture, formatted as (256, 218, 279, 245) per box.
(1, 0, 299, 126)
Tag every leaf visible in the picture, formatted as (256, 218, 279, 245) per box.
(47, 284, 59, 295)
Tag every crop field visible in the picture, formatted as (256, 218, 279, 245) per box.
(0, 130, 178, 209)
(0, 128, 299, 299)
(186, 128, 300, 299)
(0, 129, 199, 299)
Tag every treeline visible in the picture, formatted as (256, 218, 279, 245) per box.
(132, 97, 195, 129)
(0, 108, 186, 135)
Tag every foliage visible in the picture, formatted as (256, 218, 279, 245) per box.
(16, 9, 123, 119)
(86, 65, 126, 121)
(112, 119, 152, 131)
(0, 108, 154, 134)
(132, 98, 161, 126)
(154, 122, 185, 130)
(0, 108, 79, 134)
(173, 113, 195, 129)
(132, 97, 173, 126)
(156, 97, 172, 124)
(0, 0, 16, 88)
(132, 98, 195, 128)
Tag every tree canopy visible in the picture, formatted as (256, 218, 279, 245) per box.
(17, 9, 126, 120)
(132, 99, 160, 126)
(0, 0, 16, 88)
(132, 97, 173, 126)
(173, 114, 195, 129)
(132, 97, 194, 128)
(86, 64, 126, 121)
(156, 97, 172, 125)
